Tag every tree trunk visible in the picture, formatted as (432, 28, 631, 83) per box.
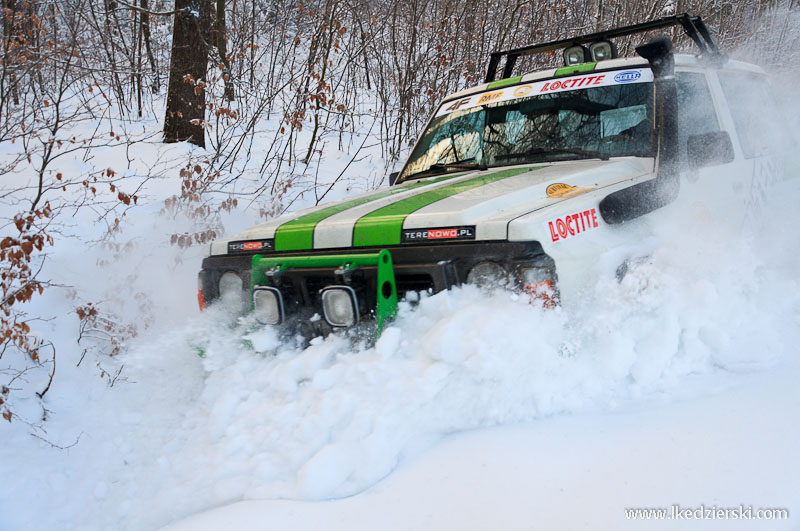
(213, 0, 234, 101)
(163, 0, 212, 148)
(140, 0, 160, 93)
(1, 0, 20, 106)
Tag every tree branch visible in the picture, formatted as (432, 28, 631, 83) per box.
(114, 0, 185, 17)
(36, 341, 56, 399)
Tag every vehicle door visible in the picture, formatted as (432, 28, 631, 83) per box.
(714, 70, 785, 227)
(673, 69, 750, 227)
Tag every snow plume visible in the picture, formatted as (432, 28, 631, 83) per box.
(2, 173, 798, 531)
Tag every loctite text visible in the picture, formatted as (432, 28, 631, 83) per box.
(540, 75, 605, 93)
(548, 208, 598, 242)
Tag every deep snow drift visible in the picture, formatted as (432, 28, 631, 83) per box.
(163, 358, 800, 531)
(1, 166, 798, 530)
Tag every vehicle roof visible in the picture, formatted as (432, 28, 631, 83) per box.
(443, 54, 766, 103)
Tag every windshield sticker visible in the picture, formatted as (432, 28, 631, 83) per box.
(614, 70, 642, 83)
(513, 85, 533, 97)
(443, 97, 472, 112)
(546, 183, 594, 199)
(436, 68, 653, 117)
(477, 91, 504, 104)
(547, 208, 599, 242)
(540, 75, 605, 92)
(401, 226, 476, 243)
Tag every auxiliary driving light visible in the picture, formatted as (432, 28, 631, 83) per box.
(321, 286, 359, 327)
(589, 41, 617, 62)
(252, 286, 284, 325)
(563, 45, 589, 66)
(467, 261, 509, 288)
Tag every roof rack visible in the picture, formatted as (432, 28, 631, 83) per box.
(484, 13, 723, 83)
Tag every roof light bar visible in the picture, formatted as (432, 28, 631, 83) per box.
(486, 13, 723, 82)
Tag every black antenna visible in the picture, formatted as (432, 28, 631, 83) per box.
(484, 13, 724, 83)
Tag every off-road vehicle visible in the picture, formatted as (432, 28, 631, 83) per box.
(198, 14, 782, 336)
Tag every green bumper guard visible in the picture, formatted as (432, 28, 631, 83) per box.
(250, 249, 398, 335)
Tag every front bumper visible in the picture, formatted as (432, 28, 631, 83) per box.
(199, 240, 555, 334)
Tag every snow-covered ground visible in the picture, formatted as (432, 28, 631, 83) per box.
(1, 162, 798, 530)
(163, 360, 800, 531)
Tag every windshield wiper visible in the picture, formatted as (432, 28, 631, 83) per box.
(402, 160, 488, 181)
(429, 161, 488, 171)
(495, 147, 610, 161)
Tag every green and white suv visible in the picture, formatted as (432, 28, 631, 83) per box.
(198, 14, 783, 337)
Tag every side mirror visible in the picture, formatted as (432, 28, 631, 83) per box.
(388, 171, 399, 186)
(687, 131, 734, 170)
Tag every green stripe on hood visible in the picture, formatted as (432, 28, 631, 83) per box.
(352, 166, 544, 247)
(274, 172, 466, 251)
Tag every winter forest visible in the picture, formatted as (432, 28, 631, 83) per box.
(2, 1, 800, 528)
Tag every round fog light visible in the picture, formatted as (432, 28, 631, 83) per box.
(467, 261, 509, 288)
(321, 286, 359, 327)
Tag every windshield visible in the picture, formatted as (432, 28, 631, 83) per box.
(400, 68, 655, 181)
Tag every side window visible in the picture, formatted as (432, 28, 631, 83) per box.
(676, 72, 720, 164)
(718, 72, 780, 158)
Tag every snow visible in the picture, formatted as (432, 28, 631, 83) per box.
(162, 359, 800, 531)
(1, 174, 799, 530)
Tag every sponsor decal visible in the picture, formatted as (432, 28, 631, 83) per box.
(540, 75, 605, 93)
(545, 182, 593, 199)
(614, 70, 642, 83)
(435, 68, 653, 117)
(547, 208, 599, 242)
(512, 85, 533, 97)
(443, 97, 472, 112)
(228, 239, 274, 254)
(401, 226, 476, 243)
(477, 91, 504, 104)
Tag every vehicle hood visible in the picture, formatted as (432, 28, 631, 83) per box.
(210, 158, 653, 255)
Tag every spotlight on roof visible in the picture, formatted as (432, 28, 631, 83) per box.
(589, 41, 618, 62)
(563, 45, 589, 66)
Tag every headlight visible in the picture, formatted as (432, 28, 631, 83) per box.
(219, 271, 243, 302)
(321, 286, 359, 327)
(253, 286, 284, 325)
(466, 261, 509, 288)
